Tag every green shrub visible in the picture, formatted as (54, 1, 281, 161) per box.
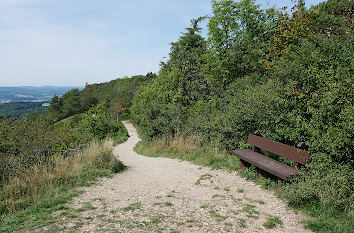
(111, 159, 126, 173)
(282, 153, 353, 212)
(130, 0, 353, 228)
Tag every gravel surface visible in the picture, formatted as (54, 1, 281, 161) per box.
(51, 121, 311, 233)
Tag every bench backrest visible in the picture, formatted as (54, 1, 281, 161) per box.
(247, 134, 309, 165)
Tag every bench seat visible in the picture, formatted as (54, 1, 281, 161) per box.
(231, 149, 300, 181)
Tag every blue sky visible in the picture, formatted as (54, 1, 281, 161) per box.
(0, 0, 325, 86)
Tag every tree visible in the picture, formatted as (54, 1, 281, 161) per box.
(61, 89, 81, 118)
(49, 95, 62, 113)
(207, 0, 278, 90)
(80, 86, 98, 111)
(131, 18, 210, 138)
(112, 101, 127, 122)
(165, 18, 209, 105)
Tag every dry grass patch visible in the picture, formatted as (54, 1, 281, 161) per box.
(0, 138, 126, 232)
(134, 136, 239, 171)
(1, 139, 113, 212)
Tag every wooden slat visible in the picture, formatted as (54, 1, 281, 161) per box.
(231, 149, 300, 181)
(247, 134, 309, 165)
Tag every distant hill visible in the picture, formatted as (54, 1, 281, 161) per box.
(0, 101, 48, 118)
(0, 86, 81, 103)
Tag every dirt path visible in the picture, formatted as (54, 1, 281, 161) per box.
(53, 121, 311, 232)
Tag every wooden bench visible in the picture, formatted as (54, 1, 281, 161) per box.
(231, 134, 309, 189)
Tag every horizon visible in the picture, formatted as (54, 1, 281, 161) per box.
(0, 85, 83, 87)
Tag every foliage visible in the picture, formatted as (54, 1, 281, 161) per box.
(263, 215, 283, 229)
(0, 55, 153, 233)
(134, 136, 239, 171)
(78, 102, 128, 141)
(207, 0, 278, 90)
(131, 0, 353, 232)
(0, 77, 137, 226)
(281, 153, 353, 212)
(48, 73, 155, 123)
(131, 19, 209, 139)
(1, 0, 352, 231)
(0, 139, 125, 232)
(0, 107, 128, 187)
(0, 102, 47, 118)
(0, 83, 131, 232)
(0, 116, 79, 184)
(0, 74, 146, 201)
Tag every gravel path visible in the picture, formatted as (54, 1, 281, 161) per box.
(53, 121, 311, 232)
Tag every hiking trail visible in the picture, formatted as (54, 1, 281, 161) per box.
(50, 121, 311, 232)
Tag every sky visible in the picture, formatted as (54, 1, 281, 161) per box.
(0, 0, 325, 87)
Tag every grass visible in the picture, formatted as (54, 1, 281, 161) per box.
(170, 230, 180, 233)
(209, 209, 228, 221)
(76, 202, 97, 212)
(135, 137, 276, 191)
(186, 218, 197, 224)
(212, 194, 226, 199)
(263, 215, 283, 229)
(245, 197, 265, 205)
(242, 203, 260, 219)
(122, 201, 142, 211)
(229, 209, 239, 215)
(224, 221, 233, 226)
(61, 210, 79, 219)
(290, 201, 354, 233)
(75, 221, 84, 228)
(134, 136, 354, 233)
(134, 136, 239, 171)
(195, 174, 213, 185)
(151, 213, 166, 224)
(110, 209, 119, 214)
(238, 218, 247, 228)
(0, 138, 126, 233)
(153, 202, 173, 207)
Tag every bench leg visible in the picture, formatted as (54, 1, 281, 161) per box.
(239, 160, 245, 170)
(278, 179, 282, 190)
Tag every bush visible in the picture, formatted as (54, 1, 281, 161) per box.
(130, 0, 353, 224)
(281, 153, 353, 212)
(92, 139, 125, 173)
(0, 138, 124, 216)
(112, 160, 126, 173)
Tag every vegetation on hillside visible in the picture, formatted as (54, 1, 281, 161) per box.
(0, 0, 352, 232)
(0, 74, 154, 231)
(131, 0, 353, 232)
(47, 73, 156, 123)
(0, 102, 48, 118)
(0, 138, 125, 232)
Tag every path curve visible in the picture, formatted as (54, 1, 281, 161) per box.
(58, 121, 311, 232)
